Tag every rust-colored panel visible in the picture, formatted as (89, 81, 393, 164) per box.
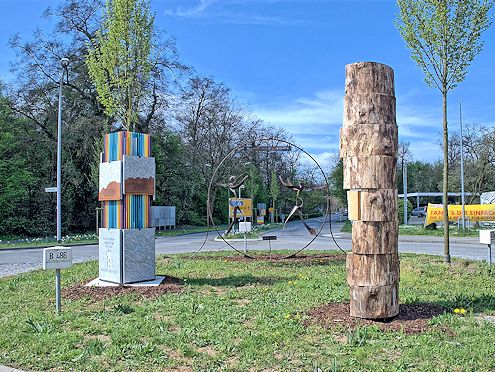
(124, 177, 155, 195)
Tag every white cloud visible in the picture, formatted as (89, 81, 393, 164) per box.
(253, 89, 447, 162)
(255, 90, 344, 135)
(163, 0, 303, 25)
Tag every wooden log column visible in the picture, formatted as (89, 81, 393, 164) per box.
(340, 62, 399, 319)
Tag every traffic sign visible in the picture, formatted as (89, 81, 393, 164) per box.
(43, 247, 73, 270)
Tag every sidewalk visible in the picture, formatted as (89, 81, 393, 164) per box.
(0, 366, 23, 372)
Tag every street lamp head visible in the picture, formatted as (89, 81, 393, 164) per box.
(60, 58, 70, 69)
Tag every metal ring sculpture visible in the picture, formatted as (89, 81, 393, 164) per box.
(194, 137, 346, 258)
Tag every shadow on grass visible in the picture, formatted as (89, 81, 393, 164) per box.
(184, 274, 287, 287)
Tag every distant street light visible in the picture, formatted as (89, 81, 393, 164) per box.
(56, 58, 69, 242)
(403, 162, 408, 225)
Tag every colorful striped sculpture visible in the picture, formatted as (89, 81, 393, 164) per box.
(98, 131, 156, 284)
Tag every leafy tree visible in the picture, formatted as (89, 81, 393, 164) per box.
(245, 164, 261, 201)
(396, 0, 492, 263)
(329, 159, 346, 206)
(269, 169, 280, 223)
(86, 0, 154, 131)
(398, 199, 413, 225)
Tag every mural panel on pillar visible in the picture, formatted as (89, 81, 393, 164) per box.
(99, 161, 123, 201)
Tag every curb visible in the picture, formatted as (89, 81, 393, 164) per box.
(214, 236, 263, 242)
(0, 241, 98, 252)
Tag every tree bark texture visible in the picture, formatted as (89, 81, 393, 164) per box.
(341, 62, 400, 319)
(349, 284, 399, 319)
(351, 221, 398, 254)
(342, 155, 396, 189)
(340, 124, 398, 157)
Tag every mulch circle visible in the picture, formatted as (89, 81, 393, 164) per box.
(306, 302, 447, 334)
(181, 253, 345, 263)
(62, 276, 183, 302)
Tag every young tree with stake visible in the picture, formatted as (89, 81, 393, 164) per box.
(396, 0, 492, 263)
(86, 0, 154, 132)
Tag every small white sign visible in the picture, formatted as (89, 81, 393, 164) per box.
(480, 230, 495, 245)
(45, 187, 57, 193)
(239, 222, 252, 233)
(43, 247, 73, 270)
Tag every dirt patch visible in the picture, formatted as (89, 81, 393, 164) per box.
(197, 346, 218, 357)
(182, 253, 345, 263)
(84, 334, 111, 342)
(306, 302, 447, 334)
(63, 276, 183, 302)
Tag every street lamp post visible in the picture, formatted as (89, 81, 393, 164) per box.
(56, 58, 69, 242)
(459, 100, 466, 230)
(403, 162, 408, 225)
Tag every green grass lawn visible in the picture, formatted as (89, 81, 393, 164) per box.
(0, 226, 227, 250)
(398, 225, 480, 237)
(341, 220, 483, 238)
(0, 233, 99, 249)
(223, 223, 282, 240)
(1, 251, 495, 371)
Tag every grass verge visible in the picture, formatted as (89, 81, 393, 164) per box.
(1, 251, 495, 370)
(341, 220, 483, 238)
(0, 226, 229, 250)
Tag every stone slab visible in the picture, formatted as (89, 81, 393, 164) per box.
(98, 228, 122, 284)
(86, 276, 165, 287)
(123, 155, 155, 195)
(122, 228, 156, 283)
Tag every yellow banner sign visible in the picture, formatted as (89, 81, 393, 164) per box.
(229, 198, 253, 218)
(425, 203, 495, 225)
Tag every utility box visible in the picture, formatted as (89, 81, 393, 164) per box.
(480, 230, 495, 245)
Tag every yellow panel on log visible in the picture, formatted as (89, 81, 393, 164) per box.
(347, 190, 361, 221)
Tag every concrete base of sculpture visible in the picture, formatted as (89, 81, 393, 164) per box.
(85, 276, 165, 287)
(98, 228, 156, 284)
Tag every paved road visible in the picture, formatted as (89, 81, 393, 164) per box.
(0, 217, 491, 278)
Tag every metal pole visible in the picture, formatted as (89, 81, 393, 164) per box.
(55, 269, 61, 314)
(56, 58, 69, 242)
(403, 162, 408, 225)
(56, 68, 64, 242)
(459, 100, 466, 230)
(489, 243, 492, 266)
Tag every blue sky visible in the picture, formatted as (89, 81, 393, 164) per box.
(1, 0, 495, 163)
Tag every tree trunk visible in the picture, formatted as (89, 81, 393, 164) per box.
(341, 62, 399, 319)
(442, 90, 450, 264)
